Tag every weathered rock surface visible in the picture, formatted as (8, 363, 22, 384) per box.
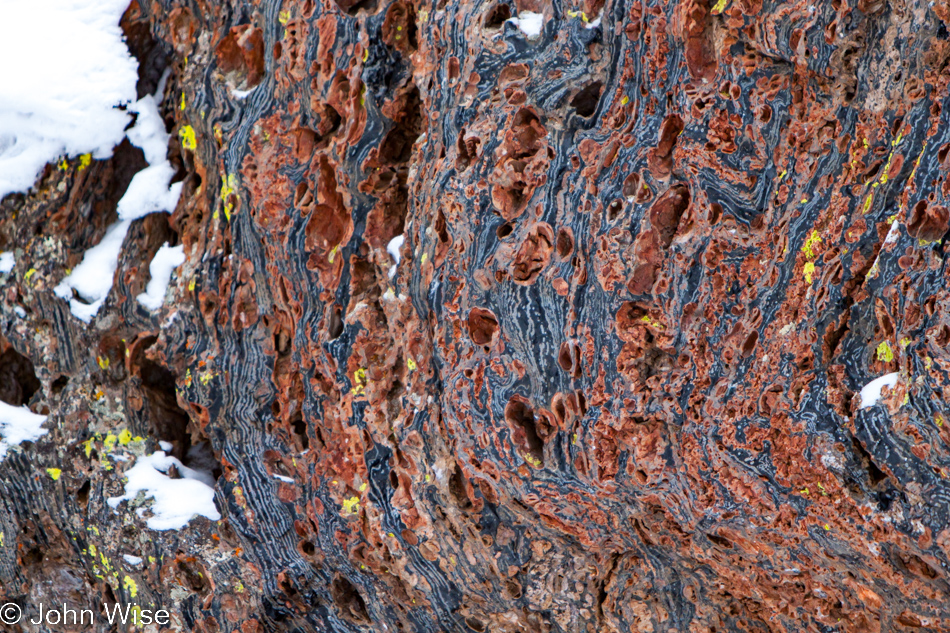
(4, 0, 950, 631)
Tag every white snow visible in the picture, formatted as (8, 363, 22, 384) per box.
(0, 401, 48, 460)
(54, 220, 131, 322)
(53, 79, 183, 322)
(884, 220, 901, 244)
(117, 161, 181, 220)
(0, 252, 13, 273)
(137, 243, 185, 310)
(387, 235, 404, 279)
(122, 554, 143, 566)
(107, 451, 219, 531)
(509, 11, 545, 39)
(158, 440, 173, 452)
(273, 474, 294, 483)
(859, 372, 899, 409)
(119, 94, 182, 221)
(0, 0, 139, 199)
(387, 235, 404, 264)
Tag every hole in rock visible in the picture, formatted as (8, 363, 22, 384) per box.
(449, 463, 473, 509)
(468, 308, 499, 345)
(76, 480, 91, 507)
(0, 343, 41, 406)
(555, 227, 574, 259)
(328, 304, 344, 340)
(330, 575, 371, 624)
(484, 3, 512, 28)
(505, 396, 544, 466)
(291, 412, 309, 451)
(133, 338, 221, 481)
(570, 81, 603, 118)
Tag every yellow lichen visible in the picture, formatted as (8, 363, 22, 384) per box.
(97, 355, 110, 370)
(566, 9, 589, 22)
(278, 10, 291, 24)
(118, 429, 132, 445)
(46, 468, 62, 480)
(220, 174, 239, 221)
(351, 368, 367, 395)
(620, 95, 629, 106)
(523, 454, 542, 468)
(342, 496, 360, 515)
(406, 357, 417, 371)
(711, 0, 728, 14)
(180, 91, 186, 111)
(876, 341, 894, 363)
(802, 230, 822, 259)
(803, 262, 816, 284)
(24, 268, 37, 282)
(123, 575, 138, 598)
(78, 153, 92, 170)
(179, 125, 197, 151)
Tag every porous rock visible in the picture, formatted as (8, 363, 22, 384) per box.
(3, 1, 950, 631)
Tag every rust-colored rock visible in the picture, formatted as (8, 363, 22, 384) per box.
(4, 0, 950, 632)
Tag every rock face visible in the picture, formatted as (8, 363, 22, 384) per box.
(4, 0, 950, 631)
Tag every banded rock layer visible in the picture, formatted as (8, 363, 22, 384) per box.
(3, 0, 950, 631)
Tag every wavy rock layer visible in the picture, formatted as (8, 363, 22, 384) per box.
(3, 0, 950, 631)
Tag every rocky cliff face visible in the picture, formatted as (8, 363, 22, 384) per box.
(3, 0, 950, 631)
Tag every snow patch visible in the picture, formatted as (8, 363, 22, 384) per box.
(137, 244, 185, 311)
(387, 234, 404, 279)
(0, 401, 48, 460)
(859, 372, 899, 409)
(54, 81, 182, 322)
(118, 95, 182, 220)
(54, 220, 131, 322)
(586, 10, 603, 28)
(884, 220, 901, 244)
(122, 554, 143, 566)
(0, 0, 139, 199)
(509, 11, 544, 39)
(273, 474, 294, 483)
(107, 451, 219, 531)
(387, 234, 404, 264)
(0, 252, 13, 273)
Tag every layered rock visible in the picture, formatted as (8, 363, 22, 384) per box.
(3, 0, 950, 631)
